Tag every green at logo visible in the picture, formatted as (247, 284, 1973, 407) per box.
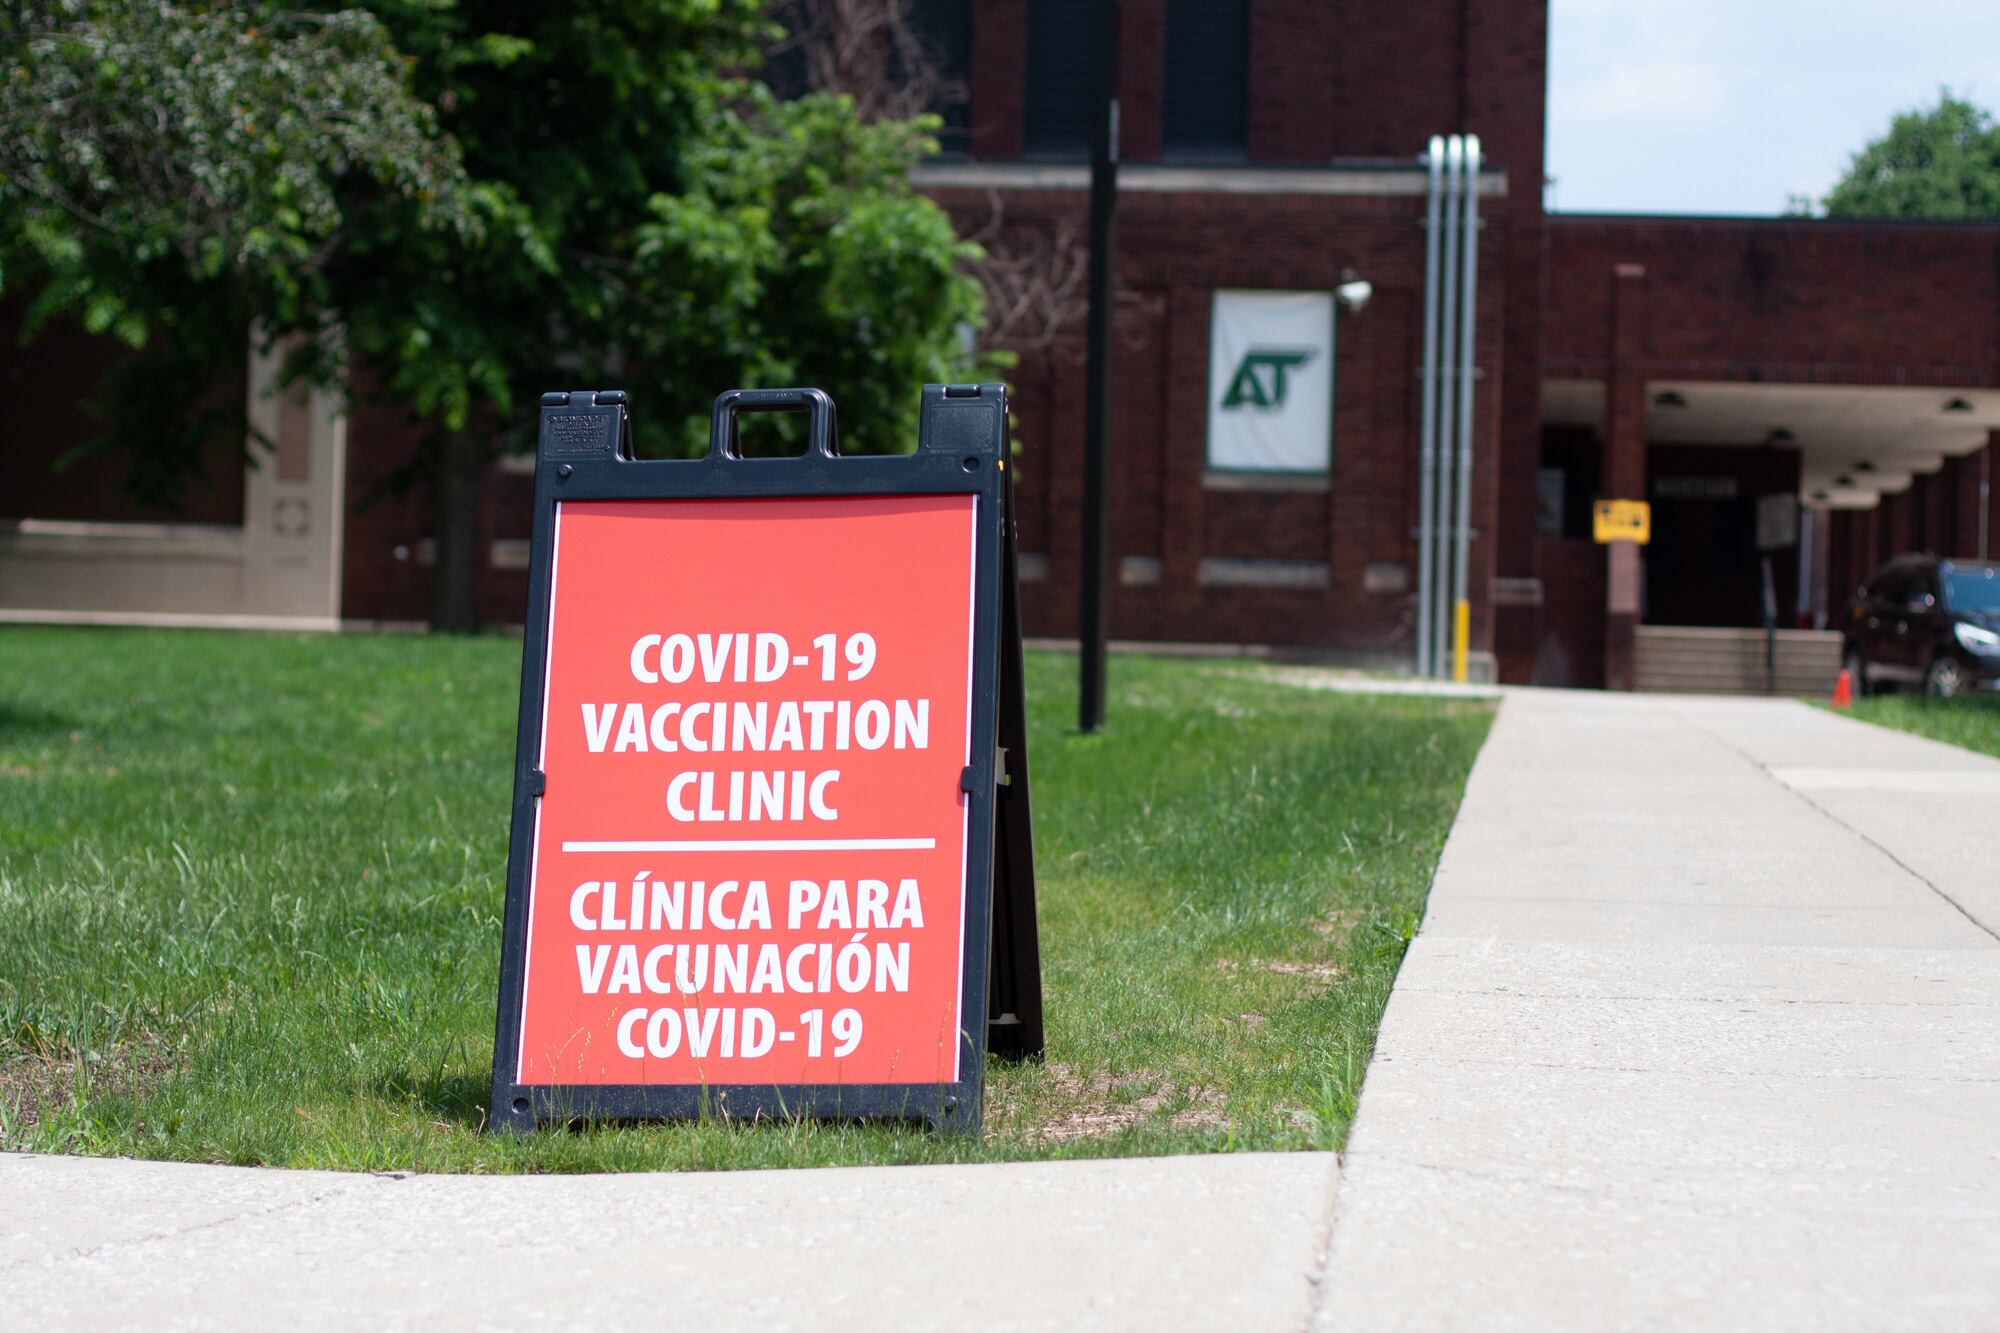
(1221, 347, 1317, 410)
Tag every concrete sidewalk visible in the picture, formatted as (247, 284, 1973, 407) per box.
(1320, 690, 2000, 1331)
(3, 1149, 1334, 1329)
(10, 689, 1998, 1330)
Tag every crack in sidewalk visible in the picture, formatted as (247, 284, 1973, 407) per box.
(0, 1163, 407, 1278)
(1396, 985, 1996, 1008)
(1297, 1153, 1343, 1333)
(1674, 707, 2000, 947)
(1375, 1051, 2000, 1083)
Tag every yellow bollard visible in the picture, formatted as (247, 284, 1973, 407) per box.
(1452, 599, 1470, 683)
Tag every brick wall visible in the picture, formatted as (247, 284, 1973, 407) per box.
(1545, 217, 2000, 674)
(929, 181, 1509, 656)
(951, 0, 1547, 666)
(966, 0, 1546, 169)
(1535, 537, 1604, 686)
(308, 6, 2000, 668)
(28, 0, 2000, 672)
(968, 0, 1025, 159)
(1546, 217, 2000, 383)
(0, 296, 248, 527)
(338, 382, 532, 627)
(1833, 443, 1998, 580)
(1466, 0, 1549, 680)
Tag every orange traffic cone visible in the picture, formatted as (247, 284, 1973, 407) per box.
(1831, 668, 1853, 711)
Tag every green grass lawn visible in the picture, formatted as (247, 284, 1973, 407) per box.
(0, 628, 1490, 1172)
(1837, 693, 2000, 760)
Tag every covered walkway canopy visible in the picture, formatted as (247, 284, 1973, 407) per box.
(1544, 378, 2000, 513)
(1536, 215, 2000, 687)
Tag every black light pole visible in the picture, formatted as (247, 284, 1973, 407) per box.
(1078, 0, 1120, 733)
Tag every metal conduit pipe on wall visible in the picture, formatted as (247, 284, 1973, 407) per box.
(1414, 136, 1444, 679)
(1431, 137, 1463, 680)
(1414, 134, 1481, 680)
(1450, 135, 1482, 683)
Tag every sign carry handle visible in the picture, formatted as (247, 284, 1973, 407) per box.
(708, 387, 840, 459)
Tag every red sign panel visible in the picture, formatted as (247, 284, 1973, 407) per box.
(515, 494, 979, 1088)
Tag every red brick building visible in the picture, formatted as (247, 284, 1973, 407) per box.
(912, 0, 2000, 688)
(7, 0, 1999, 691)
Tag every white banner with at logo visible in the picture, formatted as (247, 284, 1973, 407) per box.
(1207, 290, 1334, 472)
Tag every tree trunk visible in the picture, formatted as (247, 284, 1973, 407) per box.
(431, 430, 481, 633)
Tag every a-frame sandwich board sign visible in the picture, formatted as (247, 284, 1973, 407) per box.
(488, 384, 1041, 1136)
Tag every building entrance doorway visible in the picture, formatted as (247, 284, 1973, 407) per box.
(1644, 444, 1799, 629)
(1646, 490, 1761, 627)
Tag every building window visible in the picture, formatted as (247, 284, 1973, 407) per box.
(1023, 0, 1092, 157)
(904, 0, 973, 157)
(1163, 0, 1249, 159)
(763, 1, 972, 157)
(1538, 427, 1602, 539)
(1206, 291, 1335, 474)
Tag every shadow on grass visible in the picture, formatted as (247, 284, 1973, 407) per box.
(371, 1069, 491, 1129)
(0, 700, 79, 744)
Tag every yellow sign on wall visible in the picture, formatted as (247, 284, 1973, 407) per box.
(1594, 499, 1651, 545)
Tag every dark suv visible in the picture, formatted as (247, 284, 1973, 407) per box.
(1842, 556, 2000, 698)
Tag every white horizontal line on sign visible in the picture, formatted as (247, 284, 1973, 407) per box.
(561, 838, 937, 853)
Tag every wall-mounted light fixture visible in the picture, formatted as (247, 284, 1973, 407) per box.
(1336, 272, 1372, 314)
(1945, 397, 1974, 413)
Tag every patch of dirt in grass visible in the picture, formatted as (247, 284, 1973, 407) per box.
(1006, 1063, 1227, 1144)
(1215, 956, 1346, 986)
(1261, 959, 1345, 983)
(1315, 908, 1365, 942)
(0, 1048, 171, 1137)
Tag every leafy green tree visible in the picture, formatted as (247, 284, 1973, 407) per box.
(1822, 92, 2000, 219)
(1, 0, 985, 628)
(626, 92, 984, 458)
(0, 0, 475, 504)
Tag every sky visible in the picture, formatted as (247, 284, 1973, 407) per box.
(1547, 0, 2000, 215)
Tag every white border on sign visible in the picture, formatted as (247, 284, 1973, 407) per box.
(516, 500, 565, 1081)
(562, 838, 936, 852)
(953, 494, 977, 1082)
(515, 495, 983, 1089)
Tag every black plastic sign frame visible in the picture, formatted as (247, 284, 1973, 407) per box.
(488, 385, 1042, 1136)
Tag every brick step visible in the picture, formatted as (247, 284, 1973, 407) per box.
(1633, 628, 1843, 694)
(1637, 649, 1842, 662)
(1636, 675, 1840, 688)
(1636, 646, 1840, 662)
(1635, 658, 1839, 673)
(1635, 651, 1839, 669)
(1636, 655, 1841, 671)
(1632, 680, 1832, 688)
(1636, 661, 1840, 678)
(1636, 665, 1838, 681)
(1635, 665, 1839, 682)
(1635, 628, 1843, 641)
